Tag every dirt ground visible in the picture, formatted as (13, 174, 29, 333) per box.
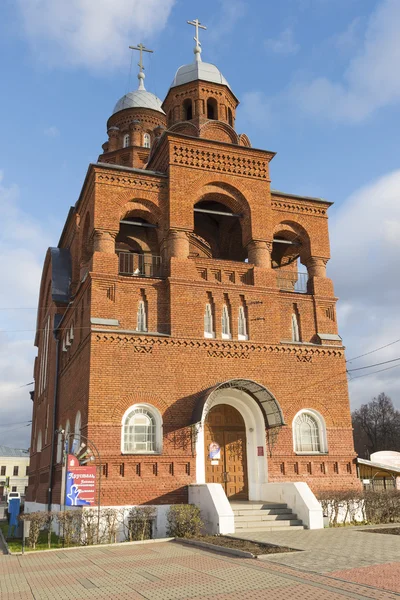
(194, 535, 298, 556)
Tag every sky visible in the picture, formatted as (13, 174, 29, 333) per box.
(0, 0, 400, 448)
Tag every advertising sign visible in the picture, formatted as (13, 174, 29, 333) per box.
(65, 455, 96, 506)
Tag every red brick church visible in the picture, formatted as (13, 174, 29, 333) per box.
(27, 22, 359, 534)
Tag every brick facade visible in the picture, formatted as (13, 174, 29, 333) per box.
(27, 57, 359, 510)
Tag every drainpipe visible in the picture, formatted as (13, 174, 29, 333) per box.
(47, 314, 62, 512)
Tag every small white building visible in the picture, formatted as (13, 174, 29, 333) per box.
(0, 445, 30, 501)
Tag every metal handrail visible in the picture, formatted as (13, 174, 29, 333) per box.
(276, 270, 309, 293)
(117, 251, 162, 278)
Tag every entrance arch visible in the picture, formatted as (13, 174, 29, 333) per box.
(192, 379, 285, 501)
(205, 405, 248, 499)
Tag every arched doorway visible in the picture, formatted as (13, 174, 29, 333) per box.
(191, 379, 285, 500)
(205, 405, 248, 499)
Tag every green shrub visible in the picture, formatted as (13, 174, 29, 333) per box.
(166, 504, 203, 538)
(126, 506, 155, 541)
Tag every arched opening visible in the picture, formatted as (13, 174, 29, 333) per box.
(207, 98, 218, 120)
(193, 379, 285, 500)
(192, 199, 247, 261)
(205, 405, 248, 499)
(116, 215, 161, 277)
(183, 98, 193, 121)
(80, 213, 91, 265)
(272, 223, 310, 293)
(227, 107, 233, 127)
(123, 134, 130, 148)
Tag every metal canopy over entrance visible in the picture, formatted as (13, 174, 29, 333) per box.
(191, 378, 286, 428)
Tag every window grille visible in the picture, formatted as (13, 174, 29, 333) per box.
(294, 413, 322, 453)
(137, 301, 147, 332)
(204, 303, 215, 338)
(291, 313, 300, 342)
(238, 306, 248, 340)
(143, 133, 151, 148)
(221, 304, 231, 339)
(123, 408, 157, 453)
(123, 134, 130, 148)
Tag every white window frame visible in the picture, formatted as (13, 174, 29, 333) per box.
(292, 409, 328, 455)
(204, 303, 215, 339)
(143, 133, 151, 148)
(123, 133, 130, 148)
(221, 304, 231, 340)
(36, 430, 42, 453)
(38, 316, 50, 396)
(291, 312, 300, 342)
(137, 300, 147, 332)
(238, 306, 248, 340)
(121, 403, 162, 455)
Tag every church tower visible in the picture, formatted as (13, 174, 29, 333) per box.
(27, 21, 359, 536)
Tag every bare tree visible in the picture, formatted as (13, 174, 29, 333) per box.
(352, 393, 400, 458)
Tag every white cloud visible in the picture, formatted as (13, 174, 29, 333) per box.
(44, 126, 60, 138)
(239, 91, 273, 129)
(16, 0, 176, 70)
(208, 0, 246, 44)
(295, 0, 400, 122)
(264, 28, 299, 56)
(0, 172, 56, 448)
(329, 169, 400, 409)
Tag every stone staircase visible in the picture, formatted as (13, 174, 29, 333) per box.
(230, 501, 305, 533)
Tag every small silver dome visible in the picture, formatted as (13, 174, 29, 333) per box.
(171, 61, 231, 90)
(113, 90, 165, 115)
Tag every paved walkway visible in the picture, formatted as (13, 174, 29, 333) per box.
(0, 529, 399, 600)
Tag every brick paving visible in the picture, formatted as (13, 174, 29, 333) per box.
(0, 528, 399, 599)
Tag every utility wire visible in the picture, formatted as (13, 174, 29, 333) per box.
(0, 420, 32, 428)
(348, 362, 400, 381)
(347, 356, 400, 373)
(346, 338, 400, 363)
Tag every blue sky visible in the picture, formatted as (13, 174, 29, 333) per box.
(1, 0, 400, 447)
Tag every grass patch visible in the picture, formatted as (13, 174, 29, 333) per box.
(0, 521, 62, 553)
(191, 535, 299, 556)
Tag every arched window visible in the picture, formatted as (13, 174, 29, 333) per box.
(183, 98, 193, 120)
(227, 107, 233, 126)
(122, 404, 162, 453)
(123, 134, 130, 148)
(143, 133, 151, 148)
(221, 305, 231, 339)
(291, 312, 300, 342)
(293, 410, 327, 454)
(56, 427, 63, 463)
(207, 98, 218, 120)
(36, 430, 42, 453)
(73, 411, 81, 450)
(238, 306, 248, 340)
(204, 303, 215, 338)
(137, 300, 147, 332)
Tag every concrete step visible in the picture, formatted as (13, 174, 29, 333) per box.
(230, 502, 288, 511)
(232, 508, 293, 517)
(232, 524, 305, 534)
(234, 513, 298, 523)
(235, 520, 304, 530)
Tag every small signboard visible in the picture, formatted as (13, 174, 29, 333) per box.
(257, 446, 264, 456)
(209, 442, 221, 461)
(65, 454, 96, 506)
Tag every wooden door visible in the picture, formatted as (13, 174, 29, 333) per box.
(204, 405, 248, 499)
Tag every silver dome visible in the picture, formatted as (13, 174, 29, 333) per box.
(171, 61, 231, 90)
(113, 90, 165, 115)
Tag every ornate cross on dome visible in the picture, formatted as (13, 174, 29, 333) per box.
(129, 43, 154, 90)
(187, 19, 207, 62)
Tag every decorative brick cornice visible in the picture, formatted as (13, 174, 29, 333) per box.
(172, 144, 269, 179)
(271, 199, 327, 216)
(96, 172, 167, 191)
(93, 333, 344, 358)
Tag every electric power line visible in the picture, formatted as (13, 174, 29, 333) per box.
(348, 362, 400, 381)
(347, 356, 400, 373)
(0, 420, 32, 428)
(346, 337, 400, 363)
